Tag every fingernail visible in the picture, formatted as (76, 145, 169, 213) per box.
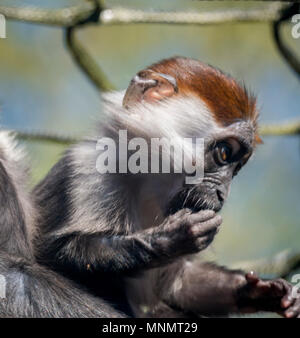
(285, 311, 294, 318)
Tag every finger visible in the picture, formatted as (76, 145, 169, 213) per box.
(269, 279, 288, 296)
(284, 302, 300, 318)
(284, 309, 298, 318)
(245, 271, 260, 286)
(191, 216, 222, 236)
(195, 230, 218, 247)
(280, 282, 295, 308)
(263, 279, 292, 299)
(173, 208, 192, 218)
(189, 210, 216, 223)
(281, 293, 295, 308)
(167, 208, 192, 224)
(251, 279, 285, 298)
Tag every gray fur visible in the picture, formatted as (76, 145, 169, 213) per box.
(0, 132, 125, 318)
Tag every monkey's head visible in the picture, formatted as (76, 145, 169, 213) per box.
(121, 56, 261, 215)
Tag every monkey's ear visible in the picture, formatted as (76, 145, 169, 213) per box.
(122, 70, 178, 109)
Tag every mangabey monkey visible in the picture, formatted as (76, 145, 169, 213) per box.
(33, 57, 300, 318)
(0, 132, 124, 317)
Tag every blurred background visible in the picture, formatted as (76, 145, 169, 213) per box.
(0, 0, 299, 270)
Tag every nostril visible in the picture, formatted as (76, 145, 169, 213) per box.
(216, 189, 225, 203)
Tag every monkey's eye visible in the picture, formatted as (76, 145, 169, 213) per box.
(214, 139, 241, 166)
(215, 143, 232, 164)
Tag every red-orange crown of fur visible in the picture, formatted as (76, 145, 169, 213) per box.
(148, 57, 261, 144)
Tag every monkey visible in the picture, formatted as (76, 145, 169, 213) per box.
(0, 131, 125, 318)
(32, 56, 300, 318)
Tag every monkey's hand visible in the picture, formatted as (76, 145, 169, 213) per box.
(236, 272, 300, 317)
(154, 209, 222, 258)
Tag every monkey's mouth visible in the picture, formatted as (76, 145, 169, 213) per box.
(165, 187, 223, 216)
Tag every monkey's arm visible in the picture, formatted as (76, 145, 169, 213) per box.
(39, 210, 222, 274)
(154, 259, 295, 317)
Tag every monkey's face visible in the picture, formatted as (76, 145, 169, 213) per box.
(120, 56, 260, 217)
(166, 122, 254, 215)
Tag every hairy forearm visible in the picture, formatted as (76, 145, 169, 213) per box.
(41, 210, 221, 274)
(155, 259, 247, 316)
(42, 229, 179, 274)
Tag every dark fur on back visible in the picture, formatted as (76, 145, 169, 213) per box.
(0, 132, 125, 318)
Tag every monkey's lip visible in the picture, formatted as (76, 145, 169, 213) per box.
(166, 190, 224, 216)
(185, 198, 224, 214)
(167, 200, 223, 215)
